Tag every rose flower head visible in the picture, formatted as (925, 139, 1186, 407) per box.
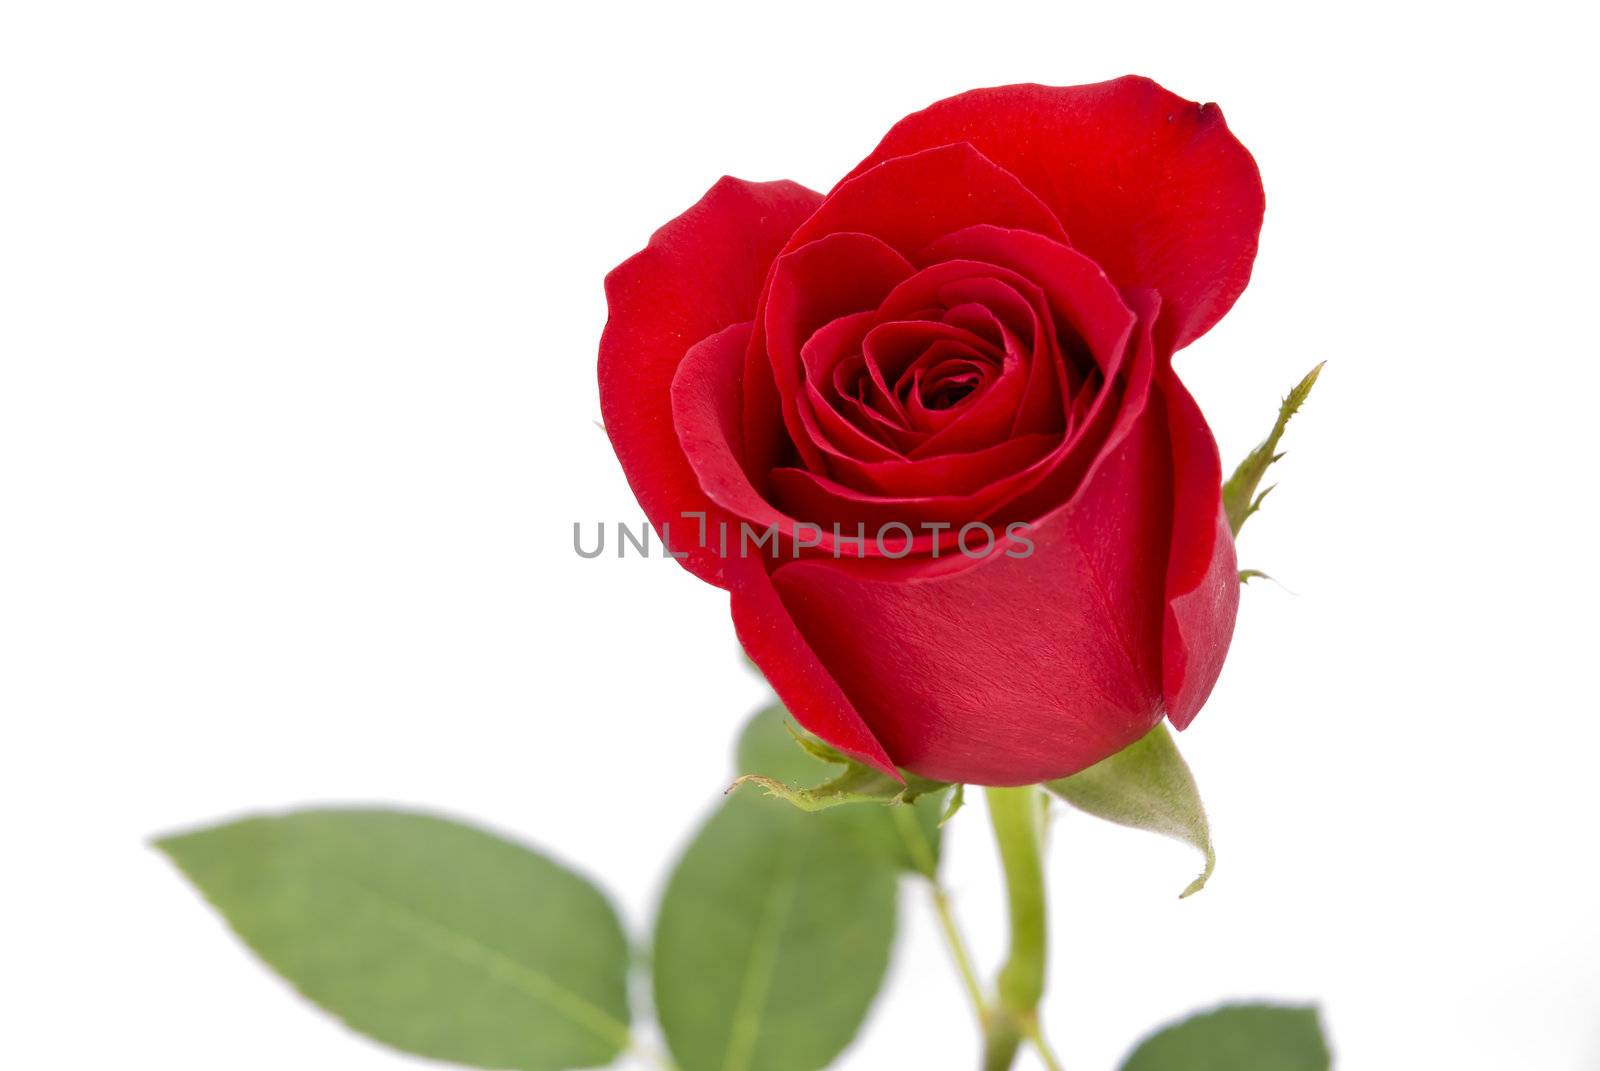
(600, 77, 1263, 786)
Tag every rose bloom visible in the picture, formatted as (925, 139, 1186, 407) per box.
(599, 77, 1262, 786)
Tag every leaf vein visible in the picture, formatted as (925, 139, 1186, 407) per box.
(720, 827, 804, 1071)
(335, 873, 632, 1052)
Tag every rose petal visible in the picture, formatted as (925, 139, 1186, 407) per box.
(923, 226, 1135, 373)
(762, 231, 915, 470)
(675, 321, 1053, 560)
(770, 432, 1059, 512)
(933, 278, 1070, 439)
(789, 309, 915, 461)
(789, 141, 1068, 260)
(726, 554, 898, 776)
(1159, 366, 1239, 729)
(846, 77, 1264, 349)
(863, 319, 999, 392)
(600, 176, 822, 585)
(674, 321, 911, 558)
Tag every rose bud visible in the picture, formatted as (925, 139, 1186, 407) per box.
(599, 76, 1263, 786)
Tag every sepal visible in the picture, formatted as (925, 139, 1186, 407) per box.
(733, 716, 949, 812)
(1046, 723, 1215, 897)
(1223, 362, 1324, 536)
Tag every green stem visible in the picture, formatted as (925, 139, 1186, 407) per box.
(982, 786, 1050, 1071)
(982, 1019, 1024, 1071)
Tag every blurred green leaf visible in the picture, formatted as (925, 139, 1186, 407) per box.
(653, 745, 898, 1071)
(1119, 1003, 1331, 1071)
(1224, 362, 1324, 536)
(157, 809, 631, 1070)
(1046, 723, 1214, 897)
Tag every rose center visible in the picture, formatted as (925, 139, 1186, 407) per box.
(923, 374, 979, 410)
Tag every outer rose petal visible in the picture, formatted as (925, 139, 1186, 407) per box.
(845, 77, 1264, 350)
(1159, 366, 1239, 728)
(726, 554, 898, 777)
(671, 321, 830, 553)
(600, 176, 822, 585)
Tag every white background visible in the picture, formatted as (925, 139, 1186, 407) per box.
(3, 1, 1597, 1068)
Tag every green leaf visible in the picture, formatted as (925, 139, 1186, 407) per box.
(1119, 1003, 1331, 1071)
(157, 809, 631, 1071)
(735, 703, 946, 876)
(1223, 362, 1324, 536)
(1045, 723, 1215, 897)
(653, 769, 898, 1071)
(1238, 568, 1271, 584)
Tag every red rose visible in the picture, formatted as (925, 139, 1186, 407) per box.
(599, 76, 1262, 786)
